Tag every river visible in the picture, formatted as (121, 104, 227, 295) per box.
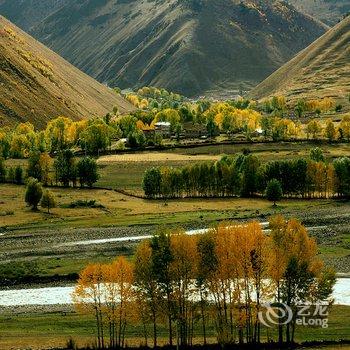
(0, 278, 349, 307)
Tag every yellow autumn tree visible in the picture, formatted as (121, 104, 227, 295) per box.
(72, 263, 106, 349)
(102, 257, 134, 349)
(170, 232, 198, 346)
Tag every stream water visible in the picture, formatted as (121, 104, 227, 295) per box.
(0, 278, 349, 307)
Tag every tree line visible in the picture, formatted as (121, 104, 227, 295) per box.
(73, 217, 335, 349)
(143, 150, 350, 199)
(0, 151, 99, 188)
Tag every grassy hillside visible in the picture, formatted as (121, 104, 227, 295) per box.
(0, 16, 134, 128)
(249, 16, 350, 105)
(27, 0, 327, 97)
(288, 0, 350, 25)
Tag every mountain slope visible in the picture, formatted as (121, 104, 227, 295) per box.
(28, 0, 327, 97)
(0, 0, 68, 31)
(0, 16, 133, 128)
(249, 16, 350, 104)
(288, 0, 350, 26)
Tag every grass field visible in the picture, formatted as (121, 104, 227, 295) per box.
(1, 183, 349, 278)
(0, 184, 345, 230)
(6, 142, 350, 194)
(0, 306, 349, 350)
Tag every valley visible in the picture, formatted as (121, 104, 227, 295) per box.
(0, 2, 349, 350)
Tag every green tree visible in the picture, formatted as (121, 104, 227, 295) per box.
(40, 189, 56, 214)
(325, 119, 337, 142)
(295, 99, 306, 118)
(25, 178, 43, 210)
(206, 116, 217, 138)
(77, 157, 99, 188)
(15, 166, 23, 185)
(335, 104, 343, 113)
(333, 157, 350, 197)
(306, 120, 322, 139)
(0, 158, 6, 183)
(240, 154, 260, 197)
(143, 168, 162, 199)
(117, 115, 137, 137)
(128, 130, 146, 149)
(27, 151, 42, 181)
(80, 119, 112, 155)
(54, 150, 77, 187)
(151, 232, 174, 346)
(265, 179, 283, 206)
(7, 167, 15, 183)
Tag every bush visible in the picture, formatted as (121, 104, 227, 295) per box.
(335, 104, 343, 112)
(310, 147, 325, 162)
(0, 261, 39, 285)
(64, 200, 104, 209)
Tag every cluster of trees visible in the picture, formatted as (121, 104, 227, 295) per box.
(125, 86, 184, 110)
(262, 96, 340, 118)
(0, 153, 99, 189)
(0, 117, 123, 159)
(53, 151, 99, 188)
(74, 217, 335, 348)
(0, 158, 23, 184)
(143, 150, 350, 199)
(1, 93, 348, 159)
(25, 178, 56, 213)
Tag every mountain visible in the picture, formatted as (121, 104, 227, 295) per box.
(249, 16, 350, 104)
(0, 16, 133, 128)
(19, 0, 327, 97)
(0, 0, 68, 31)
(288, 0, 350, 26)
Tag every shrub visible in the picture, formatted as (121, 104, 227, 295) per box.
(64, 200, 104, 209)
(310, 147, 325, 162)
(335, 104, 343, 112)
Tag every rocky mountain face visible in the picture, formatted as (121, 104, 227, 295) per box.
(288, 0, 350, 26)
(0, 0, 68, 31)
(1, 0, 328, 97)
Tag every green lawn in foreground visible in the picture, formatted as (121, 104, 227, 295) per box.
(0, 306, 349, 349)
